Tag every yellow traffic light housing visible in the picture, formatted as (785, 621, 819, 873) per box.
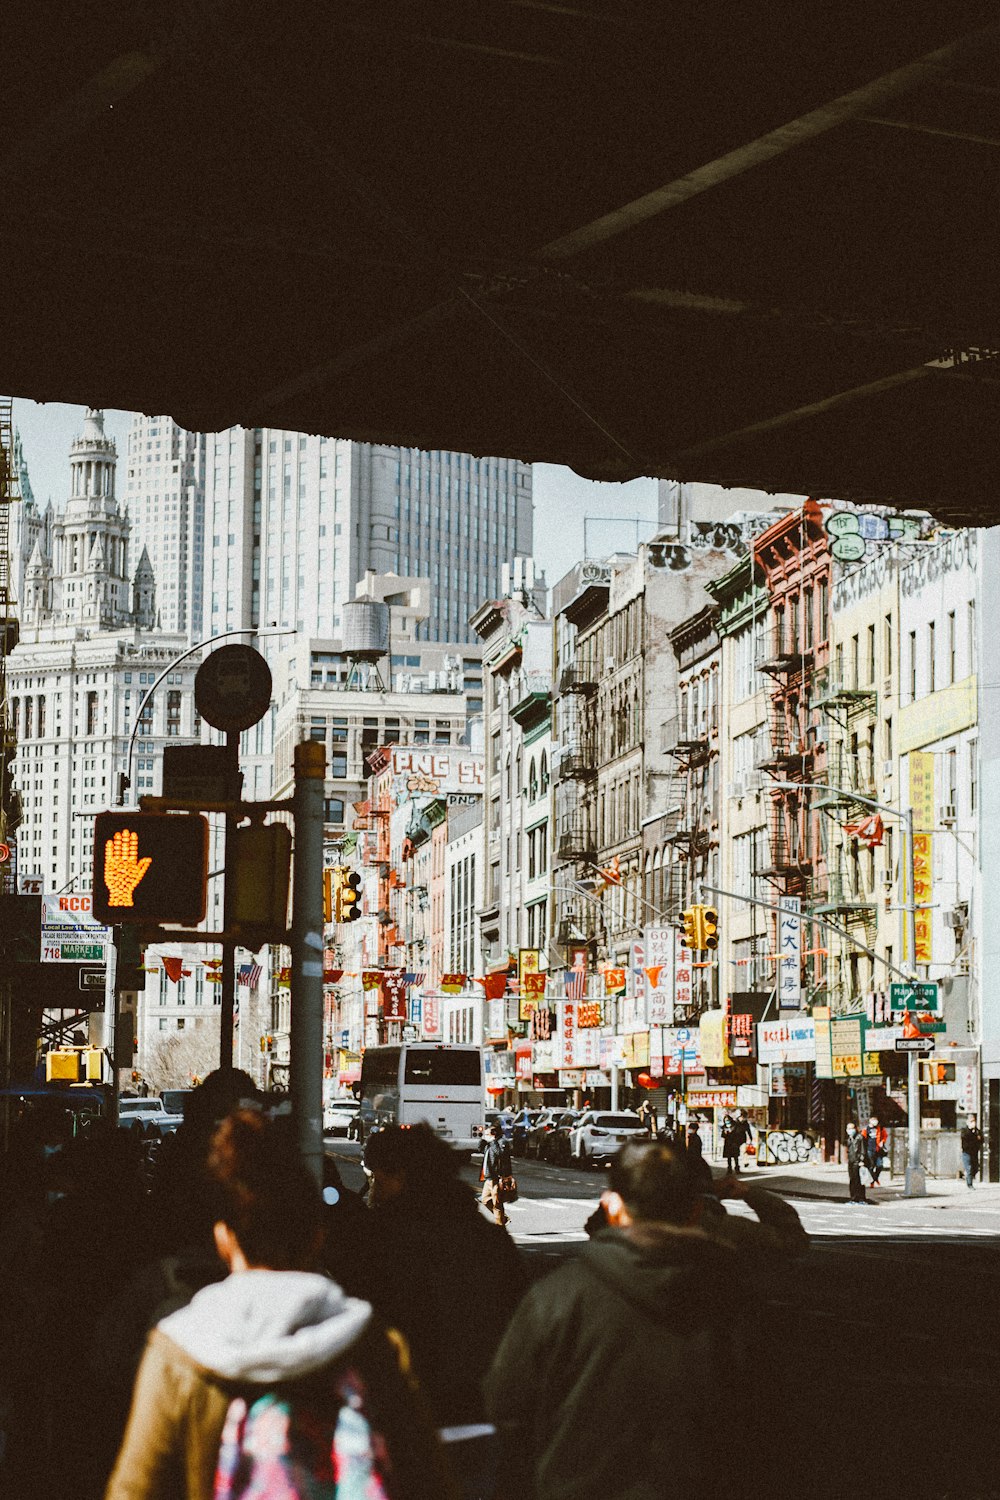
(680, 907, 699, 949)
(702, 906, 719, 950)
(340, 870, 362, 922)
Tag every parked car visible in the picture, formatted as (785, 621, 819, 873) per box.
(118, 1097, 179, 1137)
(525, 1108, 561, 1159)
(541, 1110, 584, 1165)
(569, 1110, 647, 1166)
(511, 1109, 540, 1157)
(473, 1108, 514, 1151)
(324, 1098, 361, 1137)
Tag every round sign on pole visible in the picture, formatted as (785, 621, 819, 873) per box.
(195, 645, 272, 733)
(0, 842, 10, 863)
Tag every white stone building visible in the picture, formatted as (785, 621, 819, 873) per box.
(8, 411, 196, 892)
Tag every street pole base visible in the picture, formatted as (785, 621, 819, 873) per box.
(904, 1163, 927, 1198)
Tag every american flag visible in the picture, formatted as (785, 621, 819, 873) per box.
(403, 971, 426, 986)
(565, 967, 586, 1001)
(238, 963, 263, 988)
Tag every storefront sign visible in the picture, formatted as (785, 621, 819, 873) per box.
(422, 995, 440, 1037)
(41, 893, 111, 963)
(662, 1026, 701, 1074)
(687, 1088, 737, 1110)
(518, 949, 541, 1021)
(622, 1031, 650, 1068)
(560, 1001, 576, 1069)
(645, 925, 674, 1025)
(533, 1040, 555, 1070)
(699, 1009, 731, 1068)
(778, 896, 801, 1011)
(515, 1045, 533, 1082)
(559, 1069, 583, 1087)
(674, 949, 693, 1014)
(758, 1014, 816, 1063)
(898, 676, 976, 755)
(770, 1064, 807, 1097)
(485, 1050, 515, 1086)
(574, 1029, 601, 1068)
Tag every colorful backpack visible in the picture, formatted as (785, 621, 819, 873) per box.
(213, 1367, 394, 1500)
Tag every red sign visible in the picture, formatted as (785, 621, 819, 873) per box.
(423, 996, 440, 1037)
(381, 973, 407, 1022)
(561, 1001, 576, 1069)
(516, 1045, 533, 1081)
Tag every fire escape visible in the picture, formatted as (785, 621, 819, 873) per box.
(662, 715, 710, 908)
(755, 628, 817, 899)
(555, 657, 598, 946)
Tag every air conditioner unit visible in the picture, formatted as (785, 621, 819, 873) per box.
(940, 803, 957, 825)
(943, 908, 961, 929)
(882, 759, 894, 777)
(744, 771, 763, 793)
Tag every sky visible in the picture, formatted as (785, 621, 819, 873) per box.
(10, 398, 659, 587)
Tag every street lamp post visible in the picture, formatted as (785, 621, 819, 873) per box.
(770, 778, 926, 1196)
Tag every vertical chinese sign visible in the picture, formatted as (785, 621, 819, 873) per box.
(777, 895, 801, 1012)
(908, 751, 935, 964)
(645, 925, 674, 1025)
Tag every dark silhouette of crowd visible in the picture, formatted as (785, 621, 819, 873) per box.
(0, 1078, 806, 1499)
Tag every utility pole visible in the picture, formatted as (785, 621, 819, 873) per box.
(903, 805, 926, 1196)
(290, 740, 326, 1186)
(218, 729, 240, 1071)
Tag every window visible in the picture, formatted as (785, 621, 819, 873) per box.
(166, 690, 181, 737)
(908, 632, 917, 700)
(928, 621, 936, 694)
(86, 691, 98, 736)
(324, 797, 345, 824)
(330, 751, 347, 778)
(970, 740, 978, 814)
(885, 716, 893, 759)
(803, 588, 813, 650)
(947, 747, 957, 811)
(309, 716, 326, 743)
(884, 613, 893, 677)
(866, 624, 876, 685)
(948, 611, 956, 685)
(968, 599, 976, 674)
(818, 579, 829, 641)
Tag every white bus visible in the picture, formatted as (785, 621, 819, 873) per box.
(357, 1043, 483, 1155)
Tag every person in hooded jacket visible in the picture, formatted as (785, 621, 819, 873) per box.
(105, 1109, 453, 1500)
(480, 1122, 514, 1227)
(485, 1141, 805, 1500)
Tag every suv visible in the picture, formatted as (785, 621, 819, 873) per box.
(569, 1111, 647, 1166)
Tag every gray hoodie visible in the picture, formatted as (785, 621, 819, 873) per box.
(159, 1269, 373, 1383)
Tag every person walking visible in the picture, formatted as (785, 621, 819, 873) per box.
(106, 1109, 452, 1500)
(480, 1122, 514, 1227)
(722, 1113, 748, 1174)
(862, 1116, 888, 1185)
(637, 1097, 656, 1137)
(846, 1121, 869, 1204)
(961, 1114, 983, 1189)
(485, 1142, 805, 1500)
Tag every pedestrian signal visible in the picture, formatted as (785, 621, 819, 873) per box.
(680, 907, 699, 949)
(701, 906, 719, 950)
(92, 813, 209, 925)
(340, 871, 362, 922)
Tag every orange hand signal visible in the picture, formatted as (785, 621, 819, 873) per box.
(104, 827, 152, 907)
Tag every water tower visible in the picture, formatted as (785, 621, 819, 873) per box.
(342, 598, 390, 690)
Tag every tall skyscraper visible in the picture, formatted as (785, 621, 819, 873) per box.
(204, 432, 533, 649)
(122, 415, 206, 637)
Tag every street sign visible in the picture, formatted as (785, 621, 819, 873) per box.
(195, 644, 272, 733)
(162, 744, 239, 803)
(79, 966, 107, 992)
(890, 981, 940, 1014)
(896, 1038, 934, 1052)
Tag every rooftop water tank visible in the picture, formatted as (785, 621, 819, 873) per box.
(342, 599, 390, 660)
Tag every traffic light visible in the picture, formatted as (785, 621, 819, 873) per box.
(701, 906, 719, 950)
(680, 907, 699, 949)
(230, 823, 292, 941)
(340, 870, 362, 922)
(92, 812, 209, 925)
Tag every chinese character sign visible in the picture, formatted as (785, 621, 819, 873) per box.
(912, 832, 934, 964)
(908, 752, 935, 965)
(645, 925, 674, 1025)
(560, 1001, 576, 1069)
(778, 895, 801, 1011)
(422, 996, 440, 1037)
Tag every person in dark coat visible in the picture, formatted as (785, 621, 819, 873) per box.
(961, 1114, 983, 1189)
(480, 1122, 514, 1227)
(361, 1123, 527, 1428)
(846, 1121, 869, 1203)
(485, 1142, 804, 1500)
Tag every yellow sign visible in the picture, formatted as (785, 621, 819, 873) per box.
(518, 948, 540, 1021)
(912, 832, 934, 963)
(622, 1031, 650, 1067)
(699, 1009, 732, 1068)
(104, 828, 152, 908)
(908, 752, 936, 831)
(898, 676, 976, 754)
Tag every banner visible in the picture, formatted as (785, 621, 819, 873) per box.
(574, 1029, 601, 1068)
(516, 1045, 533, 1081)
(663, 1026, 701, 1075)
(604, 967, 626, 996)
(520, 965, 546, 1021)
(381, 973, 408, 1022)
(777, 896, 801, 1011)
(645, 924, 675, 1025)
(577, 1001, 602, 1029)
(440, 972, 467, 994)
(409, 992, 423, 1029)
(674, 949, 693, 1015)
(757, 1015, 815, 1063)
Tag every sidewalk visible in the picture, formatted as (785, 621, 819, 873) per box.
(710, 1156, 1000, 1209)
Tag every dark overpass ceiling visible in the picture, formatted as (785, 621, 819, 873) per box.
(4, 3, 1000, 523)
